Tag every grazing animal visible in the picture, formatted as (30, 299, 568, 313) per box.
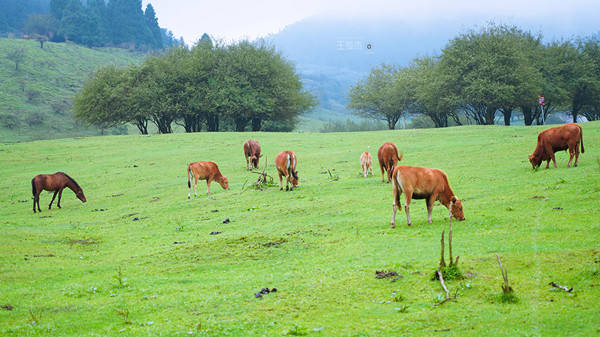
(187, 161, 229, 198)
(275, 151, 299, 191)
(243, 140, 263, 170)
(377, 142, 403, 183)
(390, 165, 465, 227)
(528, 123, 584, 169)
(31, 172, 86, 213)
(360, 151, 373, 178)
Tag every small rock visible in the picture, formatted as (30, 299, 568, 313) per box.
(132, 217, 139, 221)
(211, 209, 219, 213)
(133, 164, 138, 168)
(209, 231, 222, 235)
(260, 288, 270, 294)
(1, 305, 13, 311)
(173, 241, 185, 244)
(553, 207, 563, 210)
(254, 292, 263, 298)
(270, 288, 277, 292)
(222, 218, 230, 224)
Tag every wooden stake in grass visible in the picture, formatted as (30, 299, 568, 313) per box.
(435, 270, 457, 306)
(496, 254, 513, 294)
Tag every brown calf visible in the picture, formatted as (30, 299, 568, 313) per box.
(360, 152, 373, 178)
(275, 151, 298, 191)
(528, 123, 584, 169)
(377, 142, 403, 183)
(391, 165, 465, 227)
(243, 140, 262, 170)
(187, 161, 229, 198)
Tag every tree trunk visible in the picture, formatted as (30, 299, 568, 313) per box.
(234, 117, 248, 132)
(522, 106, 533, 125)
(251, 117, 262, 131)
(135, 118, 148, 134)
(500, 108, 512, 126)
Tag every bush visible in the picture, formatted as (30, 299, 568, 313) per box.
(0, 113, 22, 129)
(320, 119, 387, 132)
(25, 112, 45, 126)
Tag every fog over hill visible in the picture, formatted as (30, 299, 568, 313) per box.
(266, 11, 599, 120)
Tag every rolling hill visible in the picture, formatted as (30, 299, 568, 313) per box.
(0, 38, 145, 142)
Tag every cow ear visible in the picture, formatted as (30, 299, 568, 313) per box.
(259, 154, 263, 157)
(451, 196, 457, 203)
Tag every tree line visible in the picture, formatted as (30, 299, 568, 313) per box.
(349, 24, 600, 128)
(1, 0, 182, 49)
(74, 37, 317, 133)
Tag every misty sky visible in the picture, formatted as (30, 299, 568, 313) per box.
(142, 0, 599, 44)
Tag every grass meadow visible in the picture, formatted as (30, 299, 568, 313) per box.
(0, 123, 599, 336)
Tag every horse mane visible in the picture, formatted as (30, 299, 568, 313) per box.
(60, 172, 81, 190)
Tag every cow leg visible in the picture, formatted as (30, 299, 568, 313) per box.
(379, 161, 385, 182)
(545, 159, 550, 169)
(550, 152, 557, 168)
(567, 146, 574, 167)
(404, 191, 413, 226)
(193, 176, 199, 197)
(285, 175, 290, 191)
(426, 194, 436, 224)
(206, 179, 212, 196)
(278, 172, 283, 190)
(391, 184, 402, 228)
(574, 144, 580, 167)
(49, 190, 58, 209)
(57, 188, 63, 208)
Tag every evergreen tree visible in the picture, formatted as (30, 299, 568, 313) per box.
(144, 4, 162, 49)
(50, 0, 69, 20)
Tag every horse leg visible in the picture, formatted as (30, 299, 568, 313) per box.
(36, 191, 42, 212)
(33, 193, 38, 213)
(57, 188, 63, 208)
(49, 190, 58, 209)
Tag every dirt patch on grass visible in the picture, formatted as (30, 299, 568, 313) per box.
(262, 238, 287, 248)
(376, 270, 403, 281)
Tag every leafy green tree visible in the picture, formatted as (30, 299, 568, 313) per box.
(108, 0, 152, 48)
(440, 24, 540, 125)
(348, 64, 411, 129)
(577, 35, 600, 121)
(410, 57, 462, 127)
(24, 14, 59, 48)
(7, 47, 26, 71)
(50, 0, 69, 20)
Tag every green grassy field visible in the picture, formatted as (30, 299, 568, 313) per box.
(0, 38, 145, 142)
(0, 123, 599, 336)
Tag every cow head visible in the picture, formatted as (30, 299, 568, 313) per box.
(528, 153, 541, 169)
(251, 153, 263, 169)
(219, 176, 230, 190)
(291, 170, 299, 187)
(450, 196, 465, 221)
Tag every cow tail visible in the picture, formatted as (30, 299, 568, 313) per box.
(187, 165, 192, 188)
(31, 178, 36, 197)
(580, 127, 584, 153)
(397, 151, 404, 162)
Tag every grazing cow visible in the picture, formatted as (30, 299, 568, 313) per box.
(377, 142, 403, 183)
(360, 152, 373, 178)
(528, 123, 584, 169)
(275, 151, 298, 191)
(187, 161, 229, 198)
(390, 165, 465, 227)
(244, 140, 263, 170)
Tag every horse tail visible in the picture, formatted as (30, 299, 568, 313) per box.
(187, 164, 192, 188)
(31, 178, 36, 197)
(579, 126, 584, 154)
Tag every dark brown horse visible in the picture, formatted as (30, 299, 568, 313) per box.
(31, 172, 86, 213)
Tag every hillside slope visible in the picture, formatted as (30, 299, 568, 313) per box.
(0, 123, 598, 336)
(0, 39, 146, 142)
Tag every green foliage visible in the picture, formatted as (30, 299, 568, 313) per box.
(499, 291, 519, 304)
(348, 64, 413, 129)
(6, 46, 25, 70)
(433, 264, 464, 281)
(74, 40, 316, 133)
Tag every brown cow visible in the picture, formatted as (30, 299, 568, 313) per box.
(360, 152, 373, 178)
(377, 142, 403, 183)
(243, 140, 263, 170)
(391, 165, 465, 227)
(275, 151, 298, 191)
(187, 161, 229, 198)
(528, 123, 584, 169)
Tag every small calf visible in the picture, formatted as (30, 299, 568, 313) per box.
(187, 161, 229, 198)
(360, 152, 373, 178)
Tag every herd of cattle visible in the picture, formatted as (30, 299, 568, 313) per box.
(33, 123, 585, 227)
